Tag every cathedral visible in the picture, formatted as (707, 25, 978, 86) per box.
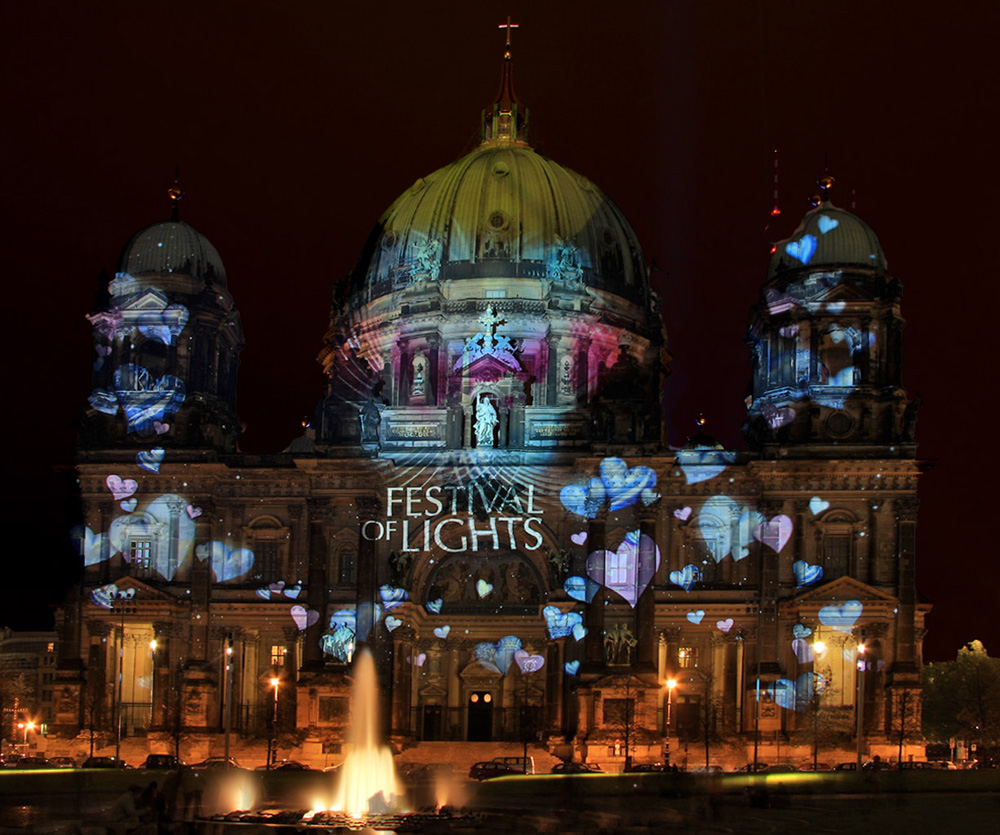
(54, 36, 927, 769)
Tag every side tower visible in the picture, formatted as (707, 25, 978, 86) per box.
(744, 177, 925, 749)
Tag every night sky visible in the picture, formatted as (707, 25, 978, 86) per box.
(3, 1, 995, 661)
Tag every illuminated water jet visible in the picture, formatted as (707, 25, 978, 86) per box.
(330, 649, 403, 817)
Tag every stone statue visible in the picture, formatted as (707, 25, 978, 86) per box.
(411, 359, 425, 396)
(475, 396, 499, 448)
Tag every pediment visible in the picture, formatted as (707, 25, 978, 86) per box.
(121, 288, 170, 312)
(107, 575, 174, 602)
(785, 575, 898, 606)
(457, 352, 524, 381)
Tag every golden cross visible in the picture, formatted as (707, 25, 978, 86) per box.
(498, 16, 519, 47)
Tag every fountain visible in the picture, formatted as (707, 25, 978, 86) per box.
(328, 649, 403, 816)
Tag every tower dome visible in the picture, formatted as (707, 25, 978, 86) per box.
(768, 201, 886, 278)
(119, 219, 227, 286)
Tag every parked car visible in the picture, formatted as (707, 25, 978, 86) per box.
(766, 763, 801, 773)
(48, 756, 77, 769)
(81, 756, 131, 769)
(143, 754, 184, 769)
(798, 762, 833, 772)
(551, 762, 603, 774)
(14, 756, 53, 769)
(192, 757, 242, 769)
(469, 761, 518, 780)
(490, 755, 534, 774)
(925, 760, 958, 770)
(626, 762, 671, 773)
(833, 762, 859, 771)
(690, 765, 724, 774)
(256, 760, 312, 771)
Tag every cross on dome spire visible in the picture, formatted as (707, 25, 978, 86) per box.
(168, 168, 183, 221)
(498, 16, 519, 50)
(482, 17, 529, 144)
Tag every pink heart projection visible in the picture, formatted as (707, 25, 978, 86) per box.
(792, 637, 813, 664)
(514, 649, 545, 673)
(673, 506, 692, 521)
(290, 605, 320, 630)
(269, 581, 286, 594)
(753, 515, 792, 553)
(778, 325, 799, 338)
(415, 653, 427, 667)
(153, 421, 170, 435)
(585, 532, 660, 607)
(571, 532, 588, 546)
(106, 475, 138, 501)
(186, 505, 202, 519)
(716, 618, 734, 633)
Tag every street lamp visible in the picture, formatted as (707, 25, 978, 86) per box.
(268, 677, 280, 768)
(811, 641, 826, 770)
(856, 642, 867, 770)
(664, 678, 677, 765)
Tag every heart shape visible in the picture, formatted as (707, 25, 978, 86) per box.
(585, 532, 660, 607)
(514, 649, 545, 674)
(543, 605, 584, 640)
(641, 488, 660, 506)
(716, 618, 734, 633)
(109, 495, 196, 580)
(269, 580, 286, 593)
(792, 637, 813, 664)
(564, 575, 598, 603)
(560, 478, 607, 518)
(71, 526, 111, 566)
(765, 672, 826, 712)
(564, 660, 580, 676)
(494, 635, 522, 674)
(88, 388, 120, 415)
(433, 625, 450, 640)
(792, 623, 812, 639)
(809, 496, 830, 515)
(599, 458, 658, 511)
(319, 625, 354, 662)
(120, 498, 138, 513)
(284, 583, 302, 599)
(94, 344, 112, 357)
(818, 215, 839, 234)
(137, 303, 190, 346)
(793, 560, 823, 588)
(196, 540, 255, 583)
(818, 600, 863, 632)
(677, 449, 736, 484)
(669, 564, 702, 593)
(761, 403, 796, 429)
(186, 505, 202, 519)
(114, 365, 186, 434)
(572, 623, 587, 641)
(106, 475, 138, 501)
(476, 579, 493, 598)
(385, 615, 402, 632)
(673, 506, 692, 521)
(379, 585, 408, 609)
(153, 421, 170, 435)
(255, 587, 271, 600)
(289, 605, 319, 631)
(136, 448, 165, 473)
(753, 515, 793, 553)
(90, 583, 118, 609)
(785, 234, 817, 264)
(426, 598, 443, 614)
(686, 610, 705, 625)
(415, 653, 427, 667)
(570, 531, 588, 546)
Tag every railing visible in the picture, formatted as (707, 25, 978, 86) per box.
(404, 705, 545, 743)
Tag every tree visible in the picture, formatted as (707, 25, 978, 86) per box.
(923, 641, 1000, 749)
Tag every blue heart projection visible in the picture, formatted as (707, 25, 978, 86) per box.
(686, 610, 705, 624)
(542, 605, 584, 639)
(818, 600, 863, 632)
(137, 303, 190, 345)
(586, 531, 660, 607)
(793, 560, 824, 588)
(792, 623, 812, 639)
(136, 448, 165, 473)
(474, 636, 528, 675)
(762, 672, 827, 712)
(697, 497, 763, 561)
(669, 564, 702, 593)
(426, 598, 443, 614)
(560, 457, 658, 517)
(785, 234, 817, 264)
(676, 448, 737, 485)
(379, 585, 408, 609)
(564, 575, 599, 603)
(564, 660, 580, 676)
(818, 215, 839, 234)
(113, 365, 186, 433)
(196, 541, 255, 583)
(110, 495, 196, 580)
(71, 525, 109, 566)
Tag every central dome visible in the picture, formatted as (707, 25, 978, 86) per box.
(351, 143, 647, 304)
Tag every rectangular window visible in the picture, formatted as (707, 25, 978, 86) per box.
(270, 645, 287, 667)
(485, 289, 507, 298)
(319, 696, 350, 723)
(603, 698, 634, 726)
(338, 552, 356, 586)
(256, 541, 279, 583)
(46, 642, 55, 653)
(129, 540, 152, 577)
(824, 535, 850, 577)
(678, 645, 699, 668)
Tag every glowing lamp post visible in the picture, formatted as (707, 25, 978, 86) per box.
(856, 642, 866, 770)
(664, 678, 677, 765)
(268, 677, 280, 768)
(811, 641, 826, 770)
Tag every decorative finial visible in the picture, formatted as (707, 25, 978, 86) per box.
(696, 414, 707, 428)
(818, 161, 835, 203)
(499, 15, 519, 50)
(168, 168, 183, 221)
(482, 17, 528, 143)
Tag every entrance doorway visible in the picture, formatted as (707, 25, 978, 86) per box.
(422, 705, 443, 741)
(467, 691, 493, 741)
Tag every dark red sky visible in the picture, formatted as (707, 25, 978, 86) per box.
(3, 1, 995, 661)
